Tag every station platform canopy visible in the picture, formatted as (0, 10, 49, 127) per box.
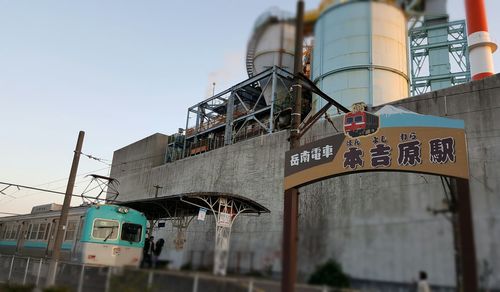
(118, 192, 270, 276)
(117, 192, 270, 220)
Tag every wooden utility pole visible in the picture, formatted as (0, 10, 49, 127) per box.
(46, 131, 85, 286)
(282, 1, 304, 292)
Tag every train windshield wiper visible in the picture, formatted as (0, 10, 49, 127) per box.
(103, 228, 115, 242)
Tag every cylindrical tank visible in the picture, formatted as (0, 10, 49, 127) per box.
(247, 8, 295, 105)
(312, 1, 409, 112)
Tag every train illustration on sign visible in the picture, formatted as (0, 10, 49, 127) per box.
(343, 103, 380, 138)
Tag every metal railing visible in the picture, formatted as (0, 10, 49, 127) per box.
(0, 254, 355, 292)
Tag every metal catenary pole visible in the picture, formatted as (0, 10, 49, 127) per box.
(282, 1, 304, 292)
(46, 130, 85, 286)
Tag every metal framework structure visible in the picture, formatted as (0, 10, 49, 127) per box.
(180, 194, 260, 276)
(176, 66, 300, 160)
(165, 66, 350, 163)
(119, 193, 269, 276)
(409, 18, 471, 95)
(80, 174, 119, 204)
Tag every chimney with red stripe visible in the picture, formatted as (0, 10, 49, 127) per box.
(465, 0, 497, 80)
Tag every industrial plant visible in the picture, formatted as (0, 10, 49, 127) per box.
(106, 0, 499, 291)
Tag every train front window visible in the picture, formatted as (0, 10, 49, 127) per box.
(121, 223, 142, 243)
(92, 219, 119, 241)
(346, 117, 353, 124)
(354, 116, 363, 123)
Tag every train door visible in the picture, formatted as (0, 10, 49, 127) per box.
(72, 216, 85, 261)
(64, 217, 77, 259)
(15, 221, 28, 255)
(45, 218, 58, 257)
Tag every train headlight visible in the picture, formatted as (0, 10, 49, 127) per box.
(117, 207, 129, 214)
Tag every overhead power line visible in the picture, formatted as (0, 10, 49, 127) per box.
(34, 166, 111, 188)
(0, 181, 105, 201)
(80, 152, 111, 166)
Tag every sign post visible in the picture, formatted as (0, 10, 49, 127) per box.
(453, 178, 478, 292)
(281, 1, 304, 292)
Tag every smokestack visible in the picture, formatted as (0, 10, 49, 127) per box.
(465, 0, 497, 80)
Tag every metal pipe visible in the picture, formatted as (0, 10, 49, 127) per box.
(465, 0, 497, 80)
(105, 267, 112, 292)
(269, 67, 278, 133)
(147, 270, 154, 289)
(182, 110, 190, 158)
(8, 255, 15, 281)
(36, 258, 43, 286)
(23, 257, 30, 285)
(192, 273, 199, 292)
(77, 264, 85, 292)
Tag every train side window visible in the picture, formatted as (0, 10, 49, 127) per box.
(26, 224, 32, 240)
(29, 223, 40, 240)
(92, 219, 119, 240)
(65, 220, 77, 241)
(3, 224, 11, 240)
(0, 224, 5, 240)
(9, 224, 17, 240)
(37, 223, 48, 240)
(14, 224, 21, 240)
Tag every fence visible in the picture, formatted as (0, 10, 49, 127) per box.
(0, 254, 355, 292)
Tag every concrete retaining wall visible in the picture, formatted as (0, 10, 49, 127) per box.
(109, 75, 500, 290)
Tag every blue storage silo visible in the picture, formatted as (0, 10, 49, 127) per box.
(312, 0, 409, 112)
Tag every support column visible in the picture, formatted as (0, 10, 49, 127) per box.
(269, 68, 278, 133)
(213, 197, 233, 275)
(282, 188, 299, 292)
(179, 194, 255, 277)
(452, 178, 478, 292)
(194, 107, 201, 143)
(224, 93, 235, 145)
(282, 1, 304, 292)
(182, 109, 190, 158)
(213, 224, 232, 276)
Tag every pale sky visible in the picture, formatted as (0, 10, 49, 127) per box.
(1, 0, 499, 215)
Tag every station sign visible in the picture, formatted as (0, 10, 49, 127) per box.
(197, 208, 207, 221)
(218, 212, 232, 228)
(284, 106, 469, 189)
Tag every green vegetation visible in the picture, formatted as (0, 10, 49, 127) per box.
(308, 259, 350, 288)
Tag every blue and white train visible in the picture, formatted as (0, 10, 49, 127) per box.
(0, 203, 147, 267)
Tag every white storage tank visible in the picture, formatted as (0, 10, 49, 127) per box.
(247, 8, 295, 105)
(312, 0, 409, 112)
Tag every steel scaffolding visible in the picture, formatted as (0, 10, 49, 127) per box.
(174, 66, 301, 160)
(409, 17, 471, 95)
